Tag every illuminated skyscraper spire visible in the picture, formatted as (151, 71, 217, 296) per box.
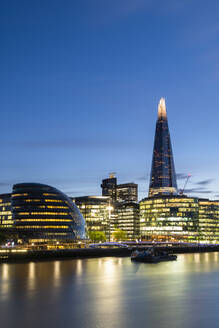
(158, 97, 167, 119)
(149, 98, 178, 197)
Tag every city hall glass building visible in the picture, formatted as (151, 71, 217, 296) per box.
(12, 183, 85, 242)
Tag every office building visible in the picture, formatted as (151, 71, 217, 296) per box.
(114, 202, 139, 240)
(0, 194, 13, 230)
(198, 199, 219, 243)
(73, 196, 112, 240)
(101, 174, 138, 203)
(101, 173, 117, 201)
(140, 99, 198, 242)
(149, 98, 178, 197)
(100, 174, 139, 239)
(140, 195, 199, 242)
(116, 183, 138, 203)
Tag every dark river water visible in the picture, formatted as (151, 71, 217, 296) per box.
(1, 253, 219, 328)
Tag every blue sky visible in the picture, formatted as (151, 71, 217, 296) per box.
(0, 0, 219, 200)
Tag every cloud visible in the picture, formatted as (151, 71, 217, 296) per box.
(64, 191, 92, 196)
(176, 173, 188, 180)
(184, 188, 213, 194)
(0, 182, 12, 187)
(195, 179, 214, 186)
(137, 175, 149, 181)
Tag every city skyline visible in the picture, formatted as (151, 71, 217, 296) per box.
(0, 1, 219, 200)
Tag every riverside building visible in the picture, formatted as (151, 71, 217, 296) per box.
(198, 199, 219, 243)
(0, 183, 85, 244)
(116, 183, 138, 203)
(12, 183, 85, 243)
(149, 98, 178, 197)
(73, 196, 112, 240)
(0, 194, 13, 230)
(139, 98, 219, 243)
(140, 195, 199, 242)
(74, 175, 139, 241)
(101, 173, 138, 203)
(114, 202, 140, 240)
(100, 174, 139, 240)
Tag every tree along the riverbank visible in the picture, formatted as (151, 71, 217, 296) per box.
(88, 231, 106, 243)
(112, 229, 127, 241)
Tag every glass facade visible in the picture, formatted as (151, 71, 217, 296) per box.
(114, 202, 140, 240)
(73, 196, 111, 240)
(149, 98, 178, 197)
(12, 183, 85, 242)
(116, 183, 138, 203)
(0, 194, 13, 230)
(101, 174, 138, 203)
(101, 174, 117, 202)
(74, 196, 140, 241)
(198, 200, 219, 243)
(140, 196, 199, 242)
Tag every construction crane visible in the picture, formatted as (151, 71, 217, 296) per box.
(179, 174, 191, 195)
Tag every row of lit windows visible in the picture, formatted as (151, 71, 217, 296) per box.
(1, 220, 13, 224)
(142, 198, 197, 205)
(140, 204, 198, 210)
(14, 205, 68, 210)
(45, 199, 63, 203)
(0, 224, 12, 227)
(17, 212, 69, 216)
(18, 219, 72, 222)
(12, 193, 28, 197)
(16, 225, 69, 229)
(0, 203, 10, 207)
(78, 205, 107, 209)
(0, 211, 12, 215)
(23, 199, 64, 203)
(43, 193, 58, 196)
(12, 193, 66, 201)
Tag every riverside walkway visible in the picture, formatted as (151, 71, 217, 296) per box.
(1, 243, 219, 263)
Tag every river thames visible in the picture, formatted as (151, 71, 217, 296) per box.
(0, 253, 219, 328)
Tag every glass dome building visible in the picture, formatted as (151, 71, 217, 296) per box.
(12, 183, 85, 242)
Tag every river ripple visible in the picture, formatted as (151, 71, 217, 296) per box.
(0, 253, 219, 328)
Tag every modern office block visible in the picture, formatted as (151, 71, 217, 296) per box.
(140, 195, 199, 242)
(116, 183, 138, 203)
(114, 202, 139, 240)
(198, 199, 219, 243)
(73, 196, 112, 240)
(0, 193, 13, 230)
(101, 174, 138, 203)
(101, 173, 117, 202)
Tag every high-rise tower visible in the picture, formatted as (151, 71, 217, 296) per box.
(149, 98, 178, 197)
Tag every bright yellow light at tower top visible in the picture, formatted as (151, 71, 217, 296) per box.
(158, 97, 167, 119)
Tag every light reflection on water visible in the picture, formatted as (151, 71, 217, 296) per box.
(0, 253, 219, 328)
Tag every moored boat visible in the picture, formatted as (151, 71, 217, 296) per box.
(131, 248, 177, 263)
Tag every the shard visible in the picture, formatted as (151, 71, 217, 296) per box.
(149, 98, 178, 197)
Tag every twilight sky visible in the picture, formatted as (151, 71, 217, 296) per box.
(0, 0, 219, 200)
